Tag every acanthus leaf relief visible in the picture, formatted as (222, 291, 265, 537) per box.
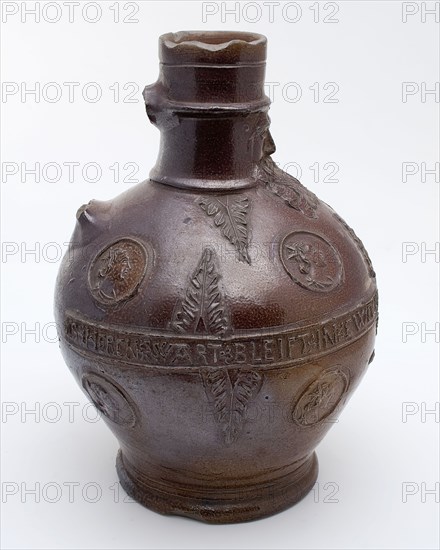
(197, 195, 251, 264)
(258, 155, 318, 219)
(171, 248, 229, 336)
(200, 368, 263, 445)
(331, 210, 376, 278)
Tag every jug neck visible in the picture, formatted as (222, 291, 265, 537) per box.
(144, 31, 271, 191)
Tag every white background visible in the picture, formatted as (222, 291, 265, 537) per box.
(1, 1, 439, 549)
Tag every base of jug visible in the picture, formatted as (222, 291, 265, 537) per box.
(116, 449, 319, 524)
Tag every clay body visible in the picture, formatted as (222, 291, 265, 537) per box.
(55, 31, 378, 523)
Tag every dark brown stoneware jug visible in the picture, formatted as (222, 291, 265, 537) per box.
(55, 31, 378, 523)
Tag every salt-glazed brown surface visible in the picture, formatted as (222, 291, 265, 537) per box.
(54, 31, 378, 523)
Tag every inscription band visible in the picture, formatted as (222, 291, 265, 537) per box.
(64, 292, 378, 371)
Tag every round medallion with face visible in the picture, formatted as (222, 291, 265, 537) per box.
(292, 367, 349, 427)
(82, 372, 137, 427)
(88, 238, 148, 306)
(280, 231, 343, 292)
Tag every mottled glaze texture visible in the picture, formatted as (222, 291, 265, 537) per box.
(55, 31, 378, 523)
